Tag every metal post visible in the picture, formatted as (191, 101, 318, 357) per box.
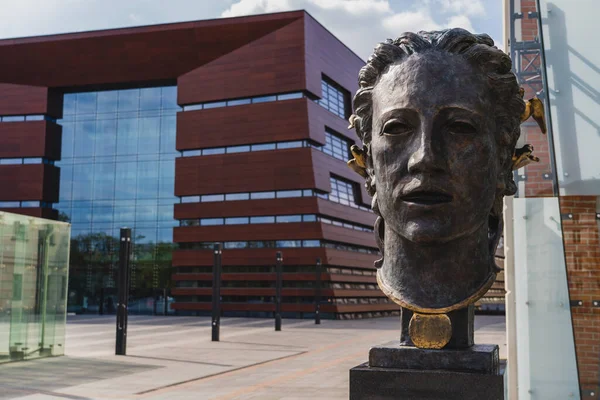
(99, 287, 105, 316)
(152, 288, 157, 316)
(163, 288, 168, 316)
(211, 243, 222, 341)
(275, 251, 283, 331)
(116, 228, 131, 356)
(315, 258, 322, 325)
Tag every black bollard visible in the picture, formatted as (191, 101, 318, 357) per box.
(275, 251, 282, 331)
(163, 288, 168, 316)
(99, 287, 105, 316)
(211, 244, 222, 341)
(116, 228, 132, 356)
(315, 258, 322, 325)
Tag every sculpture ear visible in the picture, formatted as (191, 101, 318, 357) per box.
(374, 214, 385, 269)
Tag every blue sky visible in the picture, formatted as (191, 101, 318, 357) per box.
(0, 0, 503, 60)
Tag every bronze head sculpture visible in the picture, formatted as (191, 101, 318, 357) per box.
(347, 29, 530, 348)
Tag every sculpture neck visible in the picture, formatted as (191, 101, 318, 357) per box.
(378, 221, 495, 313)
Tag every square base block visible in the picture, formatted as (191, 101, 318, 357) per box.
(350, 363, 504, 400)
(369, 342, 499, 374)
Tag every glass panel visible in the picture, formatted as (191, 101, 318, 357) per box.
(23, 158, 42, 164)
(202, 148, 225, 155)
(277, 141, 302, 149)
(0, 211, 70, 364)
(184, 104, 203, 111)
(302, 240, 320, 247)
(277, 92, 303, 100)
(252, 95, 276, 103)
(250, 216, 275, 224)
(140, 87, 162, 111)
(227, 98, 251, 106)
(25, 115, 44, 121)
(250, 191, 275, 200)
(201, 218, 223, 226)
(202, 194, 224, 202)
(226, 145, 250, 154)
(512, 198, 579, 398)
(251, 143, 276, 151)
(539, 0, 600, 196)
(161, 87, 179, 110)
(96, 91, 118, 114)
(225, 193, 249, 201)
(276, 215, 301, 223)
(225, 217, 249, 225)
(277, 190, 302, 198)
(203, 101, 226, 109)
(181, 196, 200, 203)
(2, 116, 25, 122)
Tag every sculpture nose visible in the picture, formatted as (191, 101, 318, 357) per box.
(407, 127, 444, 174)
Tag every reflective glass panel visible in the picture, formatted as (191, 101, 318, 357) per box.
(56, 86, 179, 314)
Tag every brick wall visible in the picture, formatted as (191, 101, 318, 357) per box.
(561, 196, 600, 398)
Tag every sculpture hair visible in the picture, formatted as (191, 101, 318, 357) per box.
(350, 28, 524, 269)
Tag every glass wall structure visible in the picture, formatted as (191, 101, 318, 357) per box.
(0, 211, 70, 363)
(56, 86, 180, 314)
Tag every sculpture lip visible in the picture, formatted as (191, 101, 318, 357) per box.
(400, 190, 453, 205)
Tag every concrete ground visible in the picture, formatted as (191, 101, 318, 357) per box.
(0, 314, 506, 400)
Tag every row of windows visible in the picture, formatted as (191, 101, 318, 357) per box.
(180, 129, 354, 162)
(179, 240, 379, 254)
(63, 87, 180, 116)
(0, 201, 53, 208)
(179, 140, 309, 157)
(179, 214, 373, 232)
(0, 115, 55, 123)
(0, 158, 55, 165)
(182, 92, 304, 111)
(179, 186, 372, 212)
(182, 77, 350, 121)
(180, 189, 316, 203)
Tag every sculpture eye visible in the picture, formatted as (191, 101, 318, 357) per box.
(383, 120, 413, 136)
(448, 121, 477, 135)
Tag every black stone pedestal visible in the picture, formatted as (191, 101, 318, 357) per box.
(349, 341, 504, 400)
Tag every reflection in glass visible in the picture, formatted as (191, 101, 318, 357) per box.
(56, 86, 180, 314)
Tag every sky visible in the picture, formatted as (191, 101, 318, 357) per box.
(0, 0, 504, 61)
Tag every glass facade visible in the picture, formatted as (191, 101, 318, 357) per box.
(56, 86, 180, 314)
(0, 211, 70, 363)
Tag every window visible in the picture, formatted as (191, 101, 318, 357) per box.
(201, 218, 224, 226)
(250, 216, 275, 224)
(225, 193, 249, 201)
(203, 101, 226, 109)
(252, 95, 277, 103)
(316, 77, 349, 119)
(251, 143, 276, 151)
(225, 217, 249, 225)
(323, 130, 351, 161)
(276, 215, 302, 223)
(277, 92, 303, 101)
(181, 196, 200, 203)
(250, 191, 275, 200)
(202, 148, 225, 155)
(277, 190, 302, 198)
(227, 98, 251, 106)
(227, 145, 250, 154)
(202, 194, 224, 202)
(330, 176, 358, 206)
(276, 141, 302, 149)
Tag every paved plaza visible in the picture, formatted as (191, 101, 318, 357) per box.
(0, 314, 506, 400)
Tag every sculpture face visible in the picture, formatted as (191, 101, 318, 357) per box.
(370, 51, 498, 244)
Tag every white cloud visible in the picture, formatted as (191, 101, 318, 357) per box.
(382, 10, 441, 34)
(445, 14, 475, 32)
(221, 0, 294, 18)
(308, 0, 391, 15)
(435, 0, 486, 16)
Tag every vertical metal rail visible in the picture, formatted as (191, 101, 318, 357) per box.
(275, 252, 282, 331)
(115, 228, 131, 356)
(211, 243, 222, 342)
(315, 258, 322, 325)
